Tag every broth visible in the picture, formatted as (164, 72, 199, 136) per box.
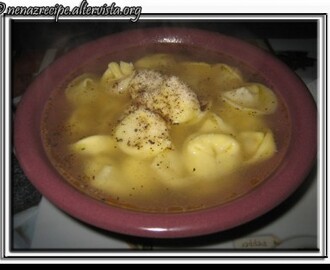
(41, 46, 291, 213)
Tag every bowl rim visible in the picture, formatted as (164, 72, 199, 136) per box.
(14, 27, 317, 238)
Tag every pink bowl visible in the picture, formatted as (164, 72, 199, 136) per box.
(14, 28, 317, 238)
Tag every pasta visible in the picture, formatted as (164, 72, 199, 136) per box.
(221, 83, 278, 115)
(183, 133, 242, 179)
(101, 61, 135, 94)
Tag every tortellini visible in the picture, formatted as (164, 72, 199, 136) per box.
(128, 70, 164, 99)
(121, 158, 154, 187)
(176, 62, 244, 94)
(176, 62, 212, 92)
(151, 149, 195, 188)
(70, 135, 117, 156)
(237, 131, 277, 163)
(65, 96, 120, 140)
(86, 156, 154, 199)
(65, 106, 99, 140)
(136, 76, 201, 124)
(221, 83, 278, 115)
(65, 74, 101, 106)
(83, 155, 125, 195)
(198, 112, 235, 135)
(134, 53, 176, 71)
(70, 137, 121, 193)
(114, 107, 172, 158)
(183, 133, 242, 179)
(211, 64, 244, 90)
(101, 61, 135, 94)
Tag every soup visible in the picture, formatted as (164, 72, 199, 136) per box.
(41, 49, 291, 213)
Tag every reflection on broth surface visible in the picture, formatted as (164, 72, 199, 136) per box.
(41, 49, 291, 213)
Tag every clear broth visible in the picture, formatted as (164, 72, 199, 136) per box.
(41, 45, 291, 213)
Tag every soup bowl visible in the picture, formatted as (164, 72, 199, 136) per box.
(14, 27, 317, 238)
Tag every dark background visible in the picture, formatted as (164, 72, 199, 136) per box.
(12, 20, 317, 51)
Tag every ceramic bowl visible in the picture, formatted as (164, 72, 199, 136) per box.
(14, 28, 317, 238)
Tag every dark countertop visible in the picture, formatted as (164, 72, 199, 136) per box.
(12, 153, 42, 214)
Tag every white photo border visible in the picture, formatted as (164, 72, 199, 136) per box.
(1, 13, 327, 262)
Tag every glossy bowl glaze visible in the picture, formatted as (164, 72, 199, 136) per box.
(14, 28, 317, 238)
